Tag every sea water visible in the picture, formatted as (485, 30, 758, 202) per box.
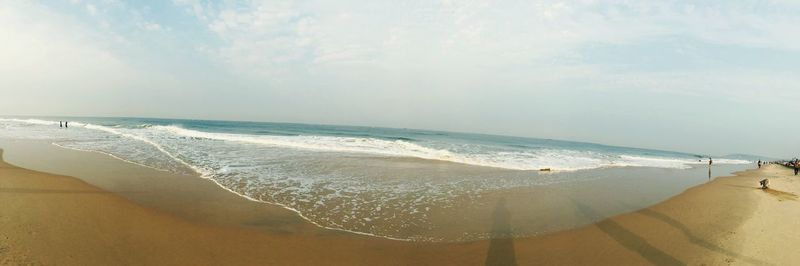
(0, 117, 751, 241)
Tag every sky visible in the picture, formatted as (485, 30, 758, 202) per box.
(1, 0, 799, 158)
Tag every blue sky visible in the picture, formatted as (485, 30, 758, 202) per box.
(1, 0, 799, 158)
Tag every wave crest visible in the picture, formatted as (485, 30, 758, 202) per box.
(150, 125, 747, 171)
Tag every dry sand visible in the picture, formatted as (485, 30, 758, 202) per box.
(1, 144, 798, 265)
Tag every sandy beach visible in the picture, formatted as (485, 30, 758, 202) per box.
(4, 1, 797, 265)
(1, 141, 799, 265)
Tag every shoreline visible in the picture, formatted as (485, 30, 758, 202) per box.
(1, 141, 798, 265)
(0, 139, 750, 242)
(50, 143, 414, 242)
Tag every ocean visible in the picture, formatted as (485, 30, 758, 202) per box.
(0, 117, 751, 241)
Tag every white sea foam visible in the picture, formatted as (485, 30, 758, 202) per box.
(0, 118, 59, 125)
(617, 155, 688, 166)
(150, 125, 749, 171)
(81, 123, 213, 177)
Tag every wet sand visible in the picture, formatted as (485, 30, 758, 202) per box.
(1, 141, 798, 265)
(0, 140, 748, 242)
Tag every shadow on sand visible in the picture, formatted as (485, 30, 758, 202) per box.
(485, 198, 517, 266)
(761, 188, 798, 201)
(571, 199, 684, 266)
(570, 197, 771, 266)
(726, 184, 798, 201)
(636, 209, 772, 266)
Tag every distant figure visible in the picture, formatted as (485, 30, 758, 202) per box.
(795, 159, 799, 175)
(758, 160, 762, 168)
(708, 157, 713, 166)
(65, 121, 68, 128)
(59, 121, 63, 128)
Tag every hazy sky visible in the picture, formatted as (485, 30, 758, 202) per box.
(1, 0, 798, 158)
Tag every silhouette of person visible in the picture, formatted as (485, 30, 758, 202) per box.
(59, 121, 63, 128)
(65, 121, 68, 128)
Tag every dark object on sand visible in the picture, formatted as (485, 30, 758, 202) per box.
(759, 179, 769, 189)
(539, 168, 551, 171)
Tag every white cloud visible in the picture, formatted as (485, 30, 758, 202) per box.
(142, 22, 162, 31)
(182, 1, 798, 97)
(172, 0, 212, 21)
(85, 3, 97, 16)
(164, 0, 800, 125)
(0, 2, 133, 82)
(0, 1, 147, 115)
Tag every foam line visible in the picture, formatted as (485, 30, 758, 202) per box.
(81, 124, 212, 177)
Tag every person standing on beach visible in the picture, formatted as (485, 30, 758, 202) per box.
(709, 158, 713, 166)
(65, 121, 68, 128)
(59, 121, 63, 128)
(758, 160, 762, 168)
